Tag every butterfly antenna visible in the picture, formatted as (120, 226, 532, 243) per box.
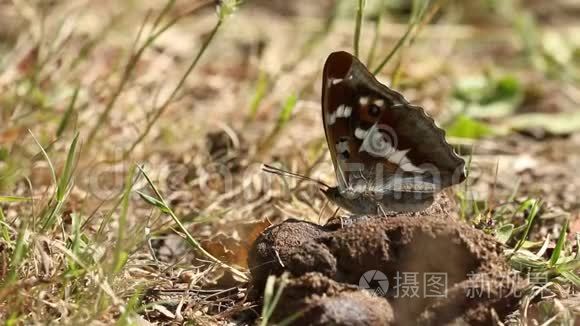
(262, 164, 330, 190)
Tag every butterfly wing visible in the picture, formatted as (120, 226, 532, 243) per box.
(321, 51, 465, 195)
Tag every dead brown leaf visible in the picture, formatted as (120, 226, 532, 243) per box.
(0, 127, 24, 144)
(201, 218, 270, 268)
(17, 46, 39, 76)
(569, 213, 580, 235)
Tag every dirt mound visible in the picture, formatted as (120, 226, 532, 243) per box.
(248, 211, 526, 325)
(270, 273, 395, 325)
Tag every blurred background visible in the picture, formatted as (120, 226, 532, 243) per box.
(0, 0, 578, 323)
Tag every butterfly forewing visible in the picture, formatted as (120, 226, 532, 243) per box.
(322, 51, 465, 197)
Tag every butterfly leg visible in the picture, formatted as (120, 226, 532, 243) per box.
(335, 214, 361, 228)
(330, 206, 340, 222)
(322, 207, 344, 227)
(358, 170, 367, 181)
(317, 199, 330, 225)
(326, 208, 344, 228)
(377, 204, 388, 218)
(343, 214, 374, 226)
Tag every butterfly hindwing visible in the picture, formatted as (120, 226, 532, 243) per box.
(322, 51, 465, 194)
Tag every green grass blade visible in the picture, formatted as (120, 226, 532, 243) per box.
(7, 225, 29, 283)
(56, 86, 79, 138)
(354, 0, 366, 57)
(560, 271, 580, 287)
(0, 208, 10, 242)
(265, 273, 288, 318)
(116, 287, 143, 326)
(68, 213, 82, 273)
(260, 275, 276, 326)
(372, 0, 430, 75)
(513, 199, 542, 254)
(247, 71, 269, 121)
(278, 93, 298, 128)
(151, 0, 176, 29)
(509, 252, 548, 270)
(495, 224, 514, 244)
(137, 191, 169, 214)
(137, 166, 248, 281)
(0, 196, 30, 203)
(257, 93, 299, 154)
(367, 0, 386, 67)
(556, 259, 580, 273)
(458, 151, 474, 221)
(112, 166, 137, 275)
(576, 233, 580, 260)
(96, 188, 129, 241)
(28, 130, 57, 190)
(57, 132, 80, 201)
(549, 219, 568, 267)
(277, 311, 305, 326)
(260, 273, 289, 326)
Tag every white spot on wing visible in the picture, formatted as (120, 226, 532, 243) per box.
(399, 162, 424, 172)
(387, 149, 409, 164)
(327, 111, 337, 125)
(354, 128, 368, 139)
(359, 97, 369, 105)
(327, 104, 352, 124)
(386, 148, 425, 173)
(336, 105, 345, 118)
(374, 99, 385, 107)
(343, 106, 352, 118)
(331, 78, 343, 85)
(336, 140, 349, 153)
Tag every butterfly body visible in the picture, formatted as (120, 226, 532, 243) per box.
(321, 51, 465, 215)
(323, 185, 435, 215)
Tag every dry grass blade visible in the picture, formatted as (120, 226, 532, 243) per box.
(372, 0, 431, 75)
(124, 0, 240, 157)
(0, 0, 577, 324)
(86, 0, 216, 149)
(137, 165, 249, 281)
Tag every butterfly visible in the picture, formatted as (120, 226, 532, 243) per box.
(265, 51, 465, 216)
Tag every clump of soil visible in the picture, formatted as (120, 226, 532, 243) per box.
(270, 273, 395, 325)
(248, 198, 526, 325)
